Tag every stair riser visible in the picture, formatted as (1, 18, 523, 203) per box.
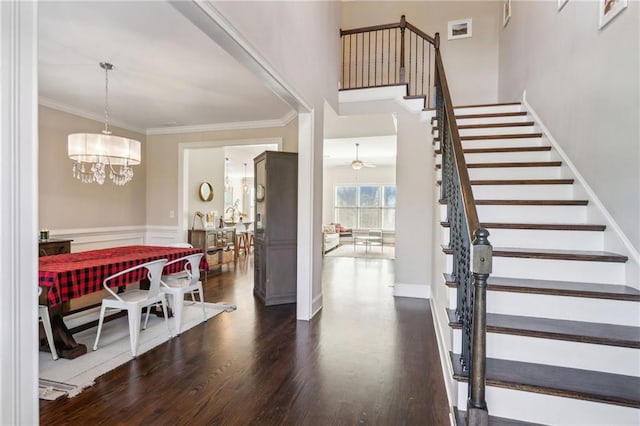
(455, 383, 640, 425)
(454, 105, 524, 115)
(445, 287, 640, 326)
(441, 228, 604, 251)
(455, 115, 531, 126)
(458, 138, 545, 150)
(472, 184, 574, 200)
(459, 151, 552, 163)
(403, 97, 425, 113)
(445, 255, 625, 284)
(441, 205, 588, 223)
(437, 167, 562, 181)
(434, 125, 539, 138)
(451, 331, 640, 376)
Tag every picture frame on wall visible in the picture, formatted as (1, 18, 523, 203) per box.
(447, 18, 472, 40)
(503, 0, 512, 27)
(558, 0, 569, 11)
(599, 0, 627, 28)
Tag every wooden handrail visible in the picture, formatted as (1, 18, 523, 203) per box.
(405, 22, 436, 45)
(434, 49, 481, 240)
(340, 22, 401, 36)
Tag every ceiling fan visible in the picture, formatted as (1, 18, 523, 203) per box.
(351, 143, 376, 170)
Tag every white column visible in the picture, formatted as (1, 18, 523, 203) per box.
(0, 1, 39, 424)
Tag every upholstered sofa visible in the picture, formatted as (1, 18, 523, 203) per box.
(323, 225, 340, 254)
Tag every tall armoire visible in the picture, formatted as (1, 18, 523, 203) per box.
(253, 151, 298, 306)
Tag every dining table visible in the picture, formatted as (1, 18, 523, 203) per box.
(38, 245, 208, 359)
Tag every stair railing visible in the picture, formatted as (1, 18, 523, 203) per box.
(341, 17, 493, 425)
(340, 15, 436, 107)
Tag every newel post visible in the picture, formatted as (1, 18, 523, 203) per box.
(434, 31, 440, 49)
(399, 15, 406, 83)
(467, 228, 491, 426)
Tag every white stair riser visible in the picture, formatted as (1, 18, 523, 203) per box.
(436, 167, 562, 181)
(441, 227, 604, 251)
(445, 286, 640, 326)
(454, 104, 524, 115)
(403, 97, 425, 113)
(461, 137, 544, 150)
(472, 184, 574, 200)
(452, 330, 640, 376)
(455, 115, 531, 126)
(462, 150, 552, 163)
(456, 384, 640, 425)
(441, 205, 588, 223)
(445, 255, 626, 284)
(459, 125, 539, 137)
(434, 125, 539, 138)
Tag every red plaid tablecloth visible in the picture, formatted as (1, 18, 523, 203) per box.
(39, 245, 208, 307)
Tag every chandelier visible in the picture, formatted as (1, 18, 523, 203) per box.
(68, 62, 141, 186)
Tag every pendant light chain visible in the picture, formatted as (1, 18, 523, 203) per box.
(101, 62, 113, 135)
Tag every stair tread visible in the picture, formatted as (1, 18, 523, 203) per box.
(434, 146, 552, 155)
(441, 245, 628, 262)
(446, 309, 640, 348)
(455, 101, 522, 109)
(450, 352, 640, 408)
(443, 273, 640, 301)
(440, 221, 606, 231)
(437, 178, 574, 186)
(435, 161, 564, 169)
(438, 198, 589, 206)
(454, 407, 543, 426)
(458, 121, 535, 130)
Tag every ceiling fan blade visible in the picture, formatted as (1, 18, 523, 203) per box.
(363, 163, 376, 168)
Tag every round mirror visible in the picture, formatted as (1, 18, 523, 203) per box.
(199, 182, 214, 202)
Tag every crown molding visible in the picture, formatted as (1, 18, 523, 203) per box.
(145, 109, 297, 136)
(38, 97, 146, 134)
(39, 98, 297, 138)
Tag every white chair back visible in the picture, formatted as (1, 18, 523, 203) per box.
(103, 259, 168, 301)
(168, 242, 193, 248)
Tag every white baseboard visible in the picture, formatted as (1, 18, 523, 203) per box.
(393, 283, 431, 299)
(311, 293, 323, 318)
(429, 299, 457, 426)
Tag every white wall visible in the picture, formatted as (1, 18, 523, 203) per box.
(341, 1, 502, 105)
(394, 110, 433, 298)
(322, 165, 396, 226)
(498, 0, 640, 252)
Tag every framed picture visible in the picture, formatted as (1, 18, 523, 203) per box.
(447, 19, 472, 40)
(599, 0, 627, 28)
(503, 0, 511, 27)
(558, 0, 568, 11)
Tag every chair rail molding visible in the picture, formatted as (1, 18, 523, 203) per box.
(0, 1, 39, 424)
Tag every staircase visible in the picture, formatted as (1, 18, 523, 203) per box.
(433, 102, 640, 425)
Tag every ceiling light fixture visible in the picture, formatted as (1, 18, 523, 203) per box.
(225, 157, 232, 192)
(242, 163, 249, 193)
(351, 143, 364, 170)
(68, 62, 141, 185)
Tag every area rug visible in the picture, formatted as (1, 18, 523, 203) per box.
(325, 244, 395, 259)
(39, 301, 235, 400)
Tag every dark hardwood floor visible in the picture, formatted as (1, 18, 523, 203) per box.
(40, 255, 450, 425)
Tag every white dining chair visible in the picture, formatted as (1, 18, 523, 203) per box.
(93, 258, 171, 357)
(160, 253, 206, 335)
(38, 287, 58, 360)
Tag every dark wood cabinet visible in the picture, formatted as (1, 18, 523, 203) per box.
(188, 228, 236, 270)
(253, 151, 297, 306)
(39, 239, 72, 257)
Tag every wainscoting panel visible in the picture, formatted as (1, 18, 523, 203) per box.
(49, 226, 180, 252)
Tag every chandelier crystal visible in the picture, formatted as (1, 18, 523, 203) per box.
(68, 62, 141, 186)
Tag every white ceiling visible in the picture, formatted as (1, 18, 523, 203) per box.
(38, 1, 293, 133)
(324, 136, 397, 168)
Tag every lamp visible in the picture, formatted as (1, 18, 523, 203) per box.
(192, 211, 205, 230)
(224, 157, 232, 192)
(242, 163, 249, 193)
(351, 143, 364, 170)
(68, 62, 141, 186)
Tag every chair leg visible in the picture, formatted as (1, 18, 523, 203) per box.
(172, 292, 184, 336)
(128, 307, 141, 357)
(143, 304, 151, 330)
(93, 304, 107, 351)
(39, 306, 58, 360)
(160, 297, 171, 338)
(197, 283, 207, 322)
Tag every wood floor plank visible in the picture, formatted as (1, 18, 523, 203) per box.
(40, 256, 451, 424)
(446, 309, 640, 348)
(450, 353, 640, 408)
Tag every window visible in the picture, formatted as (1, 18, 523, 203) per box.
(334, 184, 396, 230)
